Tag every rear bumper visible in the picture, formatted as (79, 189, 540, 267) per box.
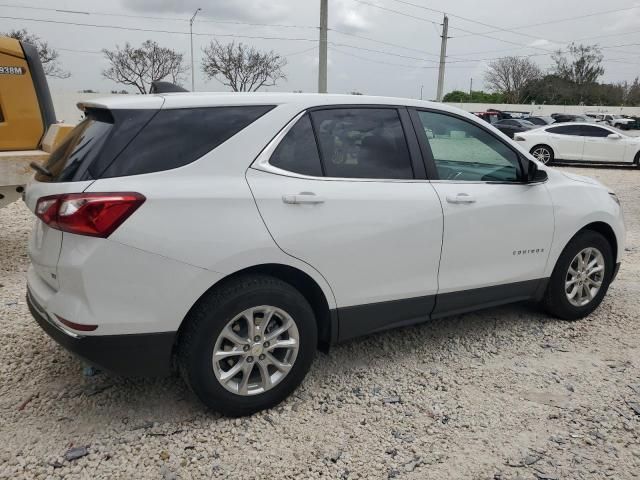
(27, 289, 175, 376)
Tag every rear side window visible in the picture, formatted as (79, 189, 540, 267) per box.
(101, 106, 274, 178)
(547, 125, 583, 136)
(269, 114, 323, 177)
(310, 108, 414, 179)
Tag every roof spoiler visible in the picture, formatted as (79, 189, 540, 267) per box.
(149, 81, 189, 94)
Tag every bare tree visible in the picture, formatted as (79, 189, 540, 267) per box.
(552, 43, 604, 85)
(484, 56, 541, 104)
(4, 29, 69, 78)
(201, 41, 286, 92)
(102, 40, 188, 94)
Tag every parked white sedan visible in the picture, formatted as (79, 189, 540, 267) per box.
(515, 122, 640, 165)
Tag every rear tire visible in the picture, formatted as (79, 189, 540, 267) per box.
(542, 230, 614, 321)
(177, 275, 317, 416)
(531, 145, 554, 165)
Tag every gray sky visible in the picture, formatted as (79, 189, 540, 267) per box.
(2, 0, 640, 99)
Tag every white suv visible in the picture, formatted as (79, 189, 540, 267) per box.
(25, 93, 625, 416)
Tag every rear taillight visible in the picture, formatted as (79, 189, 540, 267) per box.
(35, 193, 145, 238)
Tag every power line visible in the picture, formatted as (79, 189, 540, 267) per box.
(383, 0, 639, 41)
(0, 2, 318, 29)
(329, 27, 441, 57)
(329, 42, 441, 63)
(349, 0, 441, 25)
(329, 45, 475, 69)
(0, 15, 318, 42)
(352, 0, 640, 62)
(445, 41, 640, 64)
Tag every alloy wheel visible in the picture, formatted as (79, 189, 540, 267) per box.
(565, 247, 605, 307)
(532, 147, 551, 164)
(212, 306, 299, 396)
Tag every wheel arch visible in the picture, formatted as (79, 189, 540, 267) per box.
(577, 221, 618, 263)
(176, 263, 337, 354)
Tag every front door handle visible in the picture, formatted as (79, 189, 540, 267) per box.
(446, 193, 476, 204)
(282, 192, 325, 205)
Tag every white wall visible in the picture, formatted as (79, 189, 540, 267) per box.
(52, 92, 120, 124)
(443, 103, 640, 117)
(52, 92, 640, 125)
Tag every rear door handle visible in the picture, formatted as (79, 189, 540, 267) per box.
(282, 192, 325, 205)
(446, 193, 476, 204)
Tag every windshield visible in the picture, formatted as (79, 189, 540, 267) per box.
(608, 126, 628, 136)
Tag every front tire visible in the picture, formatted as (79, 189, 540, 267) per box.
(177, 275, 317, 416)
(543, 231, 614, 320)
(531, 145, 554, 165)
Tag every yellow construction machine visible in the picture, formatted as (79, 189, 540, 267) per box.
(0, 36, 72, 207)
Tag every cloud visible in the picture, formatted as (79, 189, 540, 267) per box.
(332, 0, 376, 33)
(123, 0, 288, 22)
(528, 39, 551, 48)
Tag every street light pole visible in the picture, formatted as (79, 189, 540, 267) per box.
(190, 8, 202, 92)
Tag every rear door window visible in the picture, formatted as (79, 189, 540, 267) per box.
(310, 108, 414, 179)
(579, 125, 611, 137)
(547, 125, 583, 136)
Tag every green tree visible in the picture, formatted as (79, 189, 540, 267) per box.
(552, 43, 604, 85)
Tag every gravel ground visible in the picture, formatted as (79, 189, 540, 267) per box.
(1, 166, 639, 480)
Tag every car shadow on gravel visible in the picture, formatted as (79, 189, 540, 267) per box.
(315, 301, 567, 373)
(25, 300, 566, 419)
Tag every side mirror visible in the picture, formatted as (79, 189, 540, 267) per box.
(526, 160, 548, 183)
(607, 133, 621, 139)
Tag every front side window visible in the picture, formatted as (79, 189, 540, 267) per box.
(310, 108, 414, 179)
(547, 125, 583, 136)
(269, 114, 323, 177)
(416, 110, 521, 182)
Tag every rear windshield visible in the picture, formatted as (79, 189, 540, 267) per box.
(37, 105, 274, 182)
(37, 109, 114, 182)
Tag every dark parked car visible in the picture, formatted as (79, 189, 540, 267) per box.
(523, 116, 554, 126)
(493, 119, 536, 138)
(550, 114, 595, 124)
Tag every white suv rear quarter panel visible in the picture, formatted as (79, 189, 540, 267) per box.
(84, 103, 338, 315)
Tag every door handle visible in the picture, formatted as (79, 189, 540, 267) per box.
(282, 192, 325, 205)
(446, 193, 476, 204)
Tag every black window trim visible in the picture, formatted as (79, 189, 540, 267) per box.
(258, 104, 427, 182)
(408, 107, 529, 184)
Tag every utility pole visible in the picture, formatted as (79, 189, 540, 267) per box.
(420, 85, 424, 100)
(469, 78, 473, 96)
(318, 0, 328, 93)
(190, 8, 202, 92)
(436, 14, 449, 102)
